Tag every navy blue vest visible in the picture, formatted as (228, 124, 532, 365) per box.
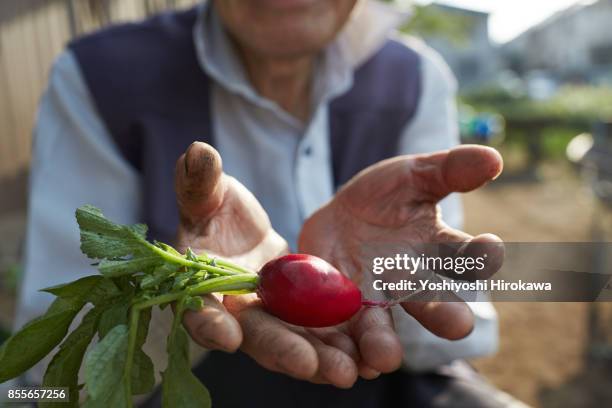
(69, 7, 422, 243)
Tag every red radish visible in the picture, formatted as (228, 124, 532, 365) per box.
(257, 254, 362, 327)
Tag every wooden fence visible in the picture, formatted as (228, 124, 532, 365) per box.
(0, 0, 198, 212)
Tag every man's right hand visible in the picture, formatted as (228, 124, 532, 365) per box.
(174, 141, 288, 352)
(175, 142, 374, 389)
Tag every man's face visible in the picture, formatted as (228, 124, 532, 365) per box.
(214, 0, 358, 58)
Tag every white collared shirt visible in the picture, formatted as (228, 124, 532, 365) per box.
(18, 0, 497, 376)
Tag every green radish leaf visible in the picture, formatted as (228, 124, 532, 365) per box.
(162, 325, 211, 408)
(0, 275, 122, 383)
(131, 308, 154, 395)
(82, 383, 128, 408)
(2, 206, 258, 407)
(185, 248, 198, 261)
(140, 264, 180, 289)
(97, 298, 131, 339)
(131, 351, 155, 395)
(98, 256, 163, 277)
(75, 206, 209, 282)
(155, 241, 183, 257)
(112, 276, 135, 293)
(76, 205, 149, 259)
(84, 325, 129, 405)
(0, 297, 83, 382)
(42, 275, 119, 306)
(172, 270, 197, 291)
(41, 307, 103, 408)
(184, 296, 204, 311)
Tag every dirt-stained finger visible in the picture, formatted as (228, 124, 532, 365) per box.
(175, 141, 225, 225)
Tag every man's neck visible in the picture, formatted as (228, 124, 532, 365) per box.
(237, 47, 315, 123)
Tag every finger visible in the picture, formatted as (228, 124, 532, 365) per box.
(460, 233, 504, 279)
(309, 328, 373, 384)
(400, 300, 474, 340)
(307, 328, 360, 362)
(358, 364, 381, 380)
(175, 141, 225, 225)
(394, 226, 479, 339)
(334, 146, 502, 214)
(416, 145, 503, 202)
(435, 226, 505, 281)
(350, 307, 403, 373)
(228, 296, 319, 380)
(183, 294, 242, 352)
(301, 331, 359, 389)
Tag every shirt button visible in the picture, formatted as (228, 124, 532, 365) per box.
(302, 146, 312, 156)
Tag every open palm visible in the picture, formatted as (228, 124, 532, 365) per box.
(299, 146, 505, 340)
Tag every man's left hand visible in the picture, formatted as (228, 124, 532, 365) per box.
(299, 145, 504, 378)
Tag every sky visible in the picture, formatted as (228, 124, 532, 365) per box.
(414, 0, 596, 43)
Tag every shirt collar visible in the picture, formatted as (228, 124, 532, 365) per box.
(193, 0, 411, 117)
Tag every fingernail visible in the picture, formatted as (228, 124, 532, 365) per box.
(198, 336, 234, 353)
(361, 371, 381, 380)
(184, 142, 200, 175)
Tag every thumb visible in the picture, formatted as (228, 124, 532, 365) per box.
(175, 142, 225, 225)
(416, 145, 503, 202)
(442, 145, 503, 195)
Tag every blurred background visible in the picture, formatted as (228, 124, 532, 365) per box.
(0, 1, 611, 407)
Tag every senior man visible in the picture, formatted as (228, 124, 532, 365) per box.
(18, 0, 522, 406)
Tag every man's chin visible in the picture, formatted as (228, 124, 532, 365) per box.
(246, 29, 337, 59)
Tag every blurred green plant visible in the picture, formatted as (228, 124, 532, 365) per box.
(401, 5, 473, 44)
(380, 1, 473, 43)
(463, 85, 612, 124)
(461, 85, 612, 159)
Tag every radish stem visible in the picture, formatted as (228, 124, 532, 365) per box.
(133, 274, 260, 310)
(361, 299, 396, 309)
